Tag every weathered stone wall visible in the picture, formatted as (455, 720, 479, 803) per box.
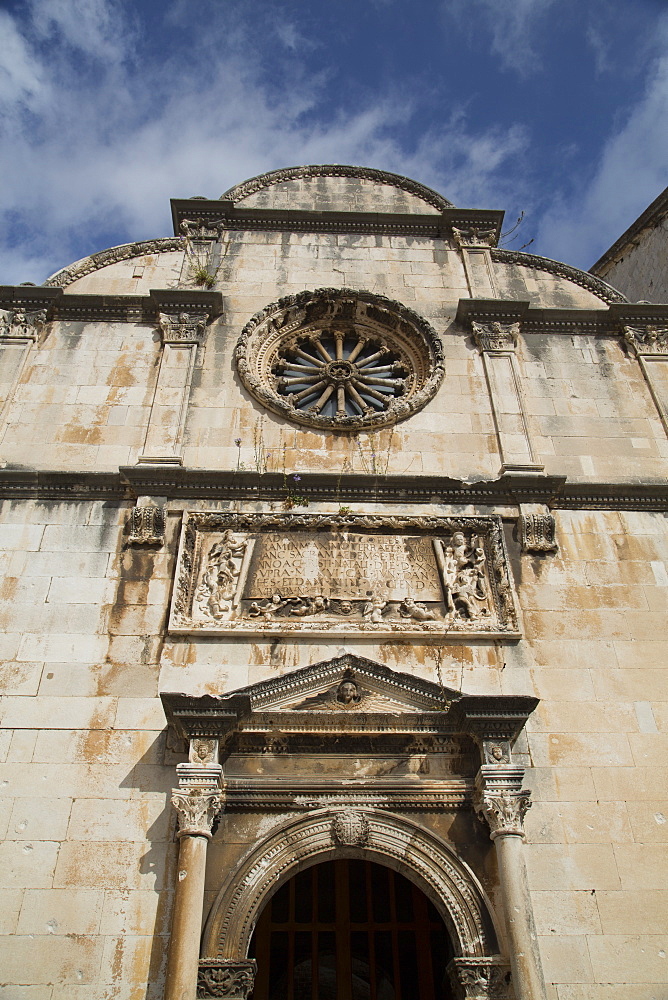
(2, 170, 668, 999)
(2, 502, 668, 997)
(596, 216, 668, 304)
(0, 234, 660, 481)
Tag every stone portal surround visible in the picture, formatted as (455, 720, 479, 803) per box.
(162, 672, 545, 1000)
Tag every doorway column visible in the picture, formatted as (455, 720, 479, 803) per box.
(474, 764, 547, 1000)
(164, 741, 224, 1000)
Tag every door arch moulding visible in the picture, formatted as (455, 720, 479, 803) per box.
(201, 806, 502, 963)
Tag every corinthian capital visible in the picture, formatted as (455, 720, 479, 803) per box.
(171, 788, 223, 839)
(475, 789, 532, 840)
(474, 764, 531, 840)
(471, 320, 519, 353)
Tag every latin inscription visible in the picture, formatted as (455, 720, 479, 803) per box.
(243, 532, 442, 601)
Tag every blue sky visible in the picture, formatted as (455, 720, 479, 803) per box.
(1, 0, 667, 285)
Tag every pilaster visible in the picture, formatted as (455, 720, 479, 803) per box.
(139, 309, 210, 466)
(471, 319, 544, 475)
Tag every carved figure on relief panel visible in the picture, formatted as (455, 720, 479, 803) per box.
(362, 597, 388, 623)
(247, 593, 288, 620)
(440, 533, 490, 621)
(398, 597, 436, 621)
(289, 595, 330, 616)
(196, 531, 247, 620)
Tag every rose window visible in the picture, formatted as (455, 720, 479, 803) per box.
(235, 289, 445, 430)
(273, 331, 409, 419)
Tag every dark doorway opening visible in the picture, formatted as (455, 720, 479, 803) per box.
(249, 858, 455, 1000)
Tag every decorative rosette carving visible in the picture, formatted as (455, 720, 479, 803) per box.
(235, 288, 445, 430)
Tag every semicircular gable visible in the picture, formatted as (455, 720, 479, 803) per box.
(221, 165, 454, 214)
(43, 237, 184, 289)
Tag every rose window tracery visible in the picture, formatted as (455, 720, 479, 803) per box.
(273, 330, 409, 419)
(235, 289, 445, 430)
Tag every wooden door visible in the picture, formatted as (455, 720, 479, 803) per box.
(250, 859, 454, 1000)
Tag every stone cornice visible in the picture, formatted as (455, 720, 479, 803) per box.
(457, 299, 668, 334)
(170, 199, 504, 242)
(1, 466, 668, 511)
(0, 287, 223, 323)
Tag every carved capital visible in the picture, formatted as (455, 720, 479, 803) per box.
(128, 504, 165, 545)
(171, 788, 223, 839)
(452, 226, 498, 249)
(180, 217, 226, 241)
(475, 789, 531, 840)
(158, 311, 208, 345)
(197, 959, 257, 999)
(519, 504, 557, 553)
(0, 308, 47, 341)
(447, 957, 513, 1000)
(623, 323, 668, 357)
(475, 765, 531, 840)
(331, 809, 370, 846)
(471, 321, 519, 353)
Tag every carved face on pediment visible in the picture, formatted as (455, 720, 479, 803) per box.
(282, 672, 419, 716)
(238, 654, 455, 717)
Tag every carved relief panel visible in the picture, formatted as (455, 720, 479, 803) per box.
(169, 513, 519, 637)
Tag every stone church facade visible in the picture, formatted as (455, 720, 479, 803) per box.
(1, 165, 667, 1000)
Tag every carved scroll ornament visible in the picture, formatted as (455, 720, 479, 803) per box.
(128, 505, 165, 546)
(520, 510, 558, 554)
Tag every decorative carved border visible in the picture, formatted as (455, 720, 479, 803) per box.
(201, 808, 498, 961)
(221, 164, 454, 211)
(44, 237, 184, 288)
(491, 248, 627, 304)
(169, 512, 520, 638)
(234, 287, 445, 431)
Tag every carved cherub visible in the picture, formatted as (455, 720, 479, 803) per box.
(398, 597, 436, 621)
(247, 593, 288, 619)
(363, 597, 388, 623)
(289, 595, 329, 616)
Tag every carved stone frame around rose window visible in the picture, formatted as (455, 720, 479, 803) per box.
(234, 288, 445, 431)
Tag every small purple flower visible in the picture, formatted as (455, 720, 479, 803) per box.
(234, 438, 241, 447)
(293, 474, 301, 482)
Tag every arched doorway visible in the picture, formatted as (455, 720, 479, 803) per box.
(249, 858, 455, 1000)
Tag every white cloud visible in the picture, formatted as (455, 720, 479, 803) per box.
(536, 17, 668, 269)
(445, 0, 557, 76)
(0, 0, 528, 284)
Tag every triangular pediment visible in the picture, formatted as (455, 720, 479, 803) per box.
(232, 654, 458, 715)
